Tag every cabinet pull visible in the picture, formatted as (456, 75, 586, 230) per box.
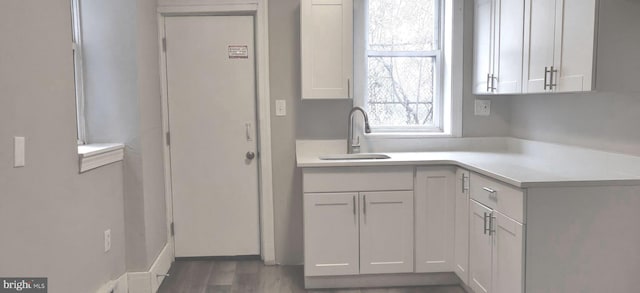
(353, 195, 356, 216)
(483, 212, 490, 235)
(549, 66, 558, 90)
(486, 73, 491, 92)
(489, 214, 496, 236)
(544, 67, 550, 90)
(483, 187, 496, 194)
(363, 195, 367, 215)
(491, 74, 497, 92)
(461, 173, 468, 193)
(347, 78, 351, 98)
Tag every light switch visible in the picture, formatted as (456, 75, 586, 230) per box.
(474, 99, 491, 116)
(275, 100, 287, 117)
(14, 136, 25, 167)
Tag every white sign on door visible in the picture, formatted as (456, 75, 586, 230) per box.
(228, 45, 249, 59)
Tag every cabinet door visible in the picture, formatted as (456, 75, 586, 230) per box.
(304, 192, 359, 276)
(454, 169, 470, 283)
(523, 0, 558, 93)
(360, 191, 414, 274)
(469, 200, 493, 293)
(301, 0, 353, 99)
(415, 167, 455, 273)
(554, 0, 597, 92)
(493, 0, 525, 94)
(473, 0, 495, 94)
(494, 211, 524, 293)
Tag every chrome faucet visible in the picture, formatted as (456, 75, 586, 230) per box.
(347, 107, 372, 154)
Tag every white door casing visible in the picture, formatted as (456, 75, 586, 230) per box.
(164, 15, 260, 257)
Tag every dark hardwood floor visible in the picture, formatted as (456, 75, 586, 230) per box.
(158, 259, 466, 293)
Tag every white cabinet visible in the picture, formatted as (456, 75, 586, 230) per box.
(414, 167, 455, 273)
(468, 173, 525, 293)
(360, 191, 414, 274)
(304, 192, 359, 276)
(454, 169, 470, 284)
(303, 167, 414, 277)
(301, 0, 353, 99)
(473, 0, 525, 95)
(469, 199, 493, 293)
(494, 211, 524, 293)
(523, 0, 597, 93)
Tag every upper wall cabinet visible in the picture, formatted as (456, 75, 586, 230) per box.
(301, 0, 353, 99)
(523, 0, 597, 93)
(473, 0, 525, 95)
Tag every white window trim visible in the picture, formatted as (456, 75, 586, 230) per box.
(78, 143, 124, 173)
(71, 0, 87, 145)
(354, 0, 463, 139)
(72, 0, 125, 172)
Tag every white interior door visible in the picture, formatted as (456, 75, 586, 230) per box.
(165, 15, 260, 257)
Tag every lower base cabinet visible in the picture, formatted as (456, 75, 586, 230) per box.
(304, 190, 414, 276)
(469, 197, 524, 293)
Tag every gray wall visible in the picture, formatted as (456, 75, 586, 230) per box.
(0, 0, 166, 291)
(509, 0, 640, 156)
(82, 0, 167, 271)
(0, 0, 126, 292)
(268, 0, 510, 264)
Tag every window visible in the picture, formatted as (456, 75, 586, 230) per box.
(355, 0, 461, 136)
(71, 0, 86, 144)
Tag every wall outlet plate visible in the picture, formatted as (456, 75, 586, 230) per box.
(104, 229, 111, 252)
(475, 99, 491, 116)
(275, 100, 286, 117)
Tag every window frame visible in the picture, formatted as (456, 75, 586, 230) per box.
(71, 0, 87, 145)
(354, 0, 461, 138)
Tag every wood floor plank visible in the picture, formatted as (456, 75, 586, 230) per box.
(231, 273, 258, 293)
(208, 261, 237, 286)
(160, 259, 466, 293)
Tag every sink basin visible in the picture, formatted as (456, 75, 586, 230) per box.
(319, 153, 391, 160)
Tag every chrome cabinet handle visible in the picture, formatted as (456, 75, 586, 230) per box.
(483, 187, 496, 193)
(353, 195, 356, 216)
(487, 73, 491, 92)
(461, 173, 469, 193)
(483, 187, 498, 201)
(549, 66, 558, 90)
(544, 67, 550, 90)
(245, 151, 255, 160)
(363, 195, 367, 215)
(489, 214, 496, 235)
(491, 74, 497, 91)
(484, 212, 491, 235)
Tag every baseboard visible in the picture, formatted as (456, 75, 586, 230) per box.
(305, 272, 460, 289)
(128, 242, 174, 293)
(96, 273, 128, 293)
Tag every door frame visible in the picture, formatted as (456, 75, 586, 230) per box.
(157, 2, 276, 264)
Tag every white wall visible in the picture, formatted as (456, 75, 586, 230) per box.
(81, 0, 167, 272)
(0, 0, 166, 292)
(268, 0, 510, 264)
(0, 1, 126, 292)
(509, 0, 640, 156)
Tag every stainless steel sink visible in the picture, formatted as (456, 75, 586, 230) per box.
(318, 153, 391, 160)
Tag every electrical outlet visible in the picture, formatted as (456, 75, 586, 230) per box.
(104, 229, 111, 252)
(474, 99, 491, 116)
(275, 100, 286, 117)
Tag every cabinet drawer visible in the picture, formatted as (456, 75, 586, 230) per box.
(303, 166, 414, 193)
(470, 173, 524, 223)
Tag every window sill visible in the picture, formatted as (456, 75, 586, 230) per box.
(78, 143, 124, 173)
(365, 132, 458, 139)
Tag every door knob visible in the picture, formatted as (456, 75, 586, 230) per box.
(246, 151, 256, 160)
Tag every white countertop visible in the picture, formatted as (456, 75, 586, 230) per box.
(296, 138, 640, 188)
